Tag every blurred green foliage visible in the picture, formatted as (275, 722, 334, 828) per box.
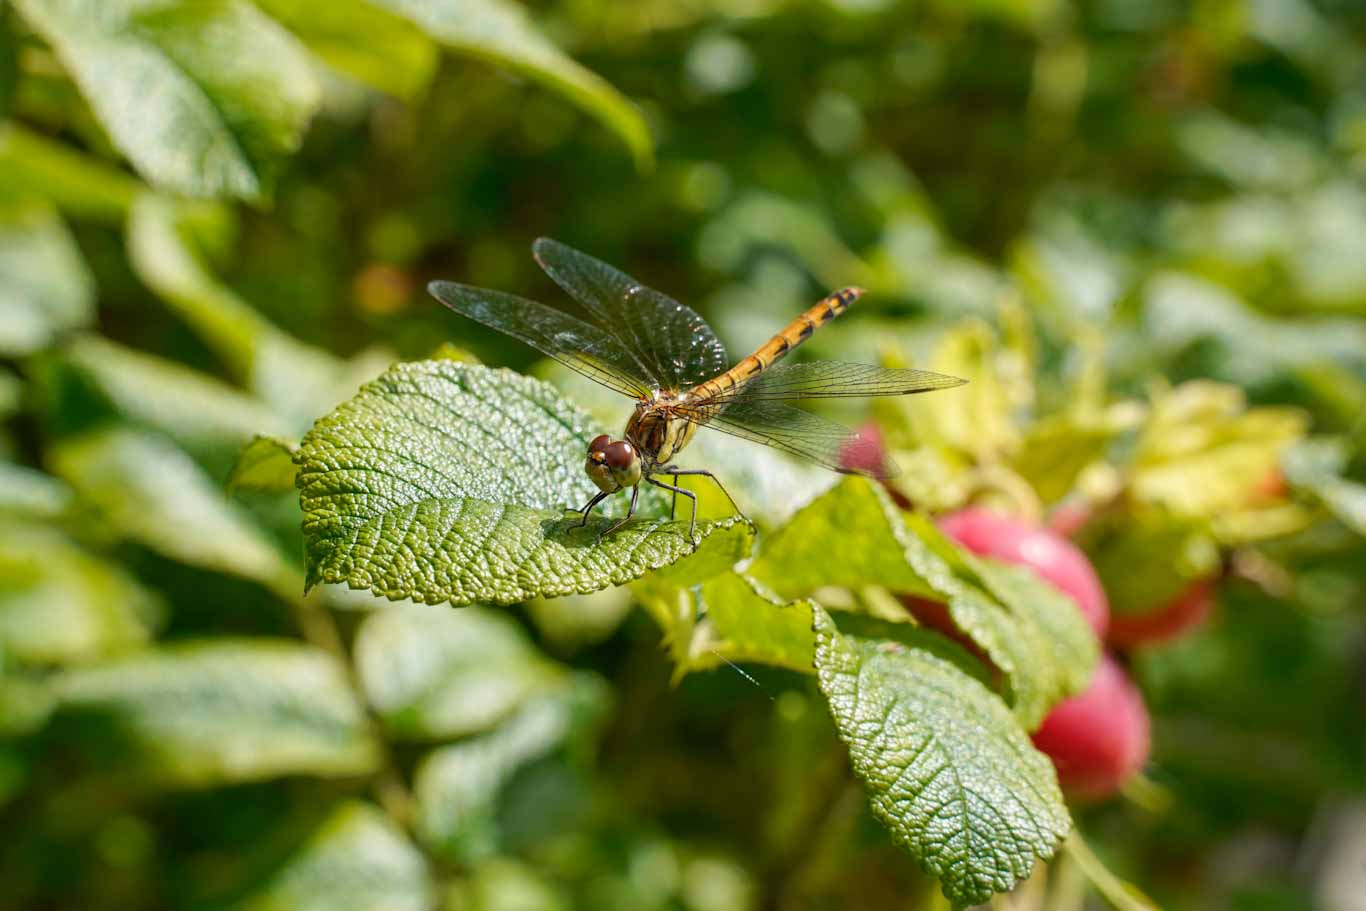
(1, 0, 1364, 909)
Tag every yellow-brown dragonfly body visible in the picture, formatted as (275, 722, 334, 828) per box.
(430, 239, 963, 543)
(622, 286, 860, 467)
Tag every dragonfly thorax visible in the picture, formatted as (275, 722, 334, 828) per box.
(625, 396, 699, 468)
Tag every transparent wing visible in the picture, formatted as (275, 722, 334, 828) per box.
(677, 397, 899, 480)
(428, 281, 653, 398)
(533, 237, 728, 391)
(698, 360, 966, 404)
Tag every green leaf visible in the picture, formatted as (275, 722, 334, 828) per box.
(0, 124, 141, 222)
(747, 477, 935, 600)
(1131, 380, 1307, 520)
(12, 0, 320, 200)
(230, 801, 434, 911)
(0, 199, 93, 357)
(54, 640, 380, 784)
(229, 435, 300, 494)
(0, 9, 17, 119)
(750, 478, 1096, 729)
(1086, 515, 1220, 619)
(0, 463, 72, 519)
(1012, 409, 1136, 504)
(374, 0, 652, 170)
(811, 605, 1069, 908)
(635, 572, 817, 677)
(1284, 438, 1366, 535)
(297, 360, 754, 606)
(126, 194, 393, 427)
(61, 335, 293, 462)
(50, 428, 297, 596)
(414, 672, 609, 862)
(252, 0, 437, 100)
(354, 603, 560, 740)
(0, 521, 159, 665)
(0, 675, 54, 737)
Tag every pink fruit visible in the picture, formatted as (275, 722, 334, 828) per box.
(1031, 654, 1150, 799)
(938, 507, 1110, 638)
(1108, 577, 1215, 649)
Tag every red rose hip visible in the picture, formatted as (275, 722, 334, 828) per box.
(1031, 654, 1150, 799)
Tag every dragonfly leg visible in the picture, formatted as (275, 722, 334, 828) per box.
(597, 484, 640, 542)
(646, 475, 698, 547)
(571, 490, 610, 529)
(669, 472, 678, 520)
(654, 467, 746, 523)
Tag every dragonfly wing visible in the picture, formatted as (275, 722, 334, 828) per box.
(533, 238, 728, 391)
(429, 281, 653, 398)
(697, 360, 966, 403)
(681, 397, 899, 479)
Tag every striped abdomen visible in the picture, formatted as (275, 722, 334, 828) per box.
(687, 286, 864, 402)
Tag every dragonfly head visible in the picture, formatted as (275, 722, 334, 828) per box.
(585, 434, 641, 492)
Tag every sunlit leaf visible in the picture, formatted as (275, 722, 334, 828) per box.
(812, 605, 1069, 908)
(54, 640, 380, 784)
(126, 194, 393, 427)
(252, 0, 437, 100)
(0, 124, 141, 221)
(59, 335, 292, 466)
(50, 428, 297, 596)
(374, 0, 652, 170)
(12, 0, 320, 199)
(0, 521, 160, 665)
(0, 463, 72, 519)
(0, 199, 92, 357)
(1132, 380, 1308, 519)
(230, 801, 434, 911)
(355, 603, 561, 740)
(1283, 438, 1366, 535)
(297, 360, 754, 606)
(414, 672, 609, 862)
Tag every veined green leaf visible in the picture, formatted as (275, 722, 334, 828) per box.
(0, 124, 141, 221)
(252, 0, 437, 100)
(355, 603, 560, 740)
(374, 0, 652, 170)
(230, 801, 434, 911)
(12, 0, 320, 200)
(229, 435, 300, 494)
(0, 520, 160, 665)
(812, 605, 1069, 908)
(296, 360, 754, 606)
(414, 672, 609, 862)
(50, 428, 297, 596)
(0, 198, 92, 357)
(751, 478, 1096, 728)
(54, 640, 380, 784)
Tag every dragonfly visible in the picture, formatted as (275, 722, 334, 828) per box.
(428, 238, 965, 543)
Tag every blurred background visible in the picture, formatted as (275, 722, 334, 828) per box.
(1, 0, 1365, 909)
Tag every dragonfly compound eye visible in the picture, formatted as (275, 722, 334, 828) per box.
(588, 434, 611, 455)
(604, 441, 636, 470)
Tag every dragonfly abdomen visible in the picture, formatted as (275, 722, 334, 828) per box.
(689, 286, 864, 400)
